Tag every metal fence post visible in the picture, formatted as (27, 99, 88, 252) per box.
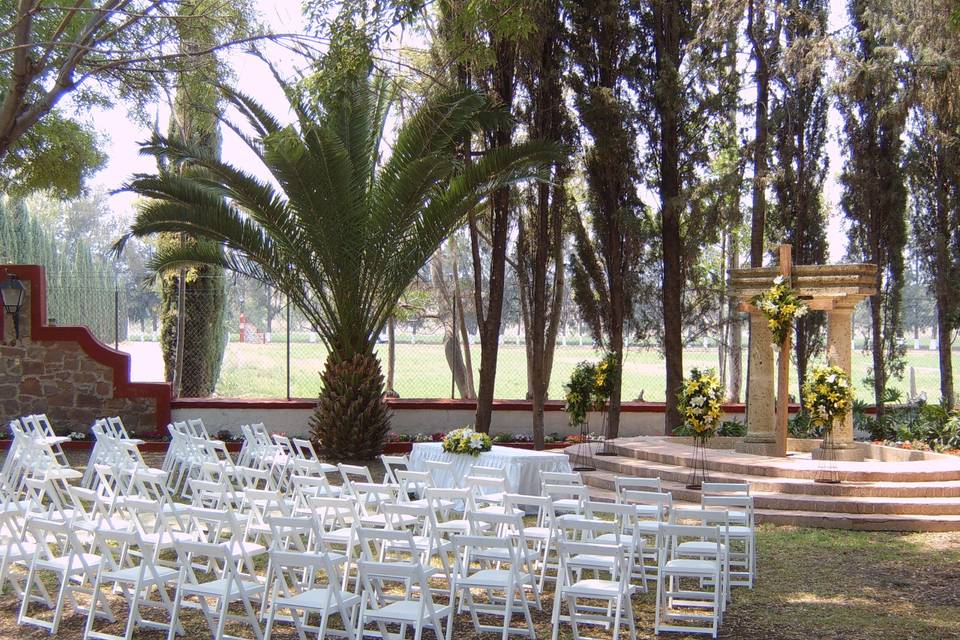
(286, 296, 291, 400)
(114, 280, 120, 350)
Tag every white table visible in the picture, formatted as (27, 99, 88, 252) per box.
(409, 443, 572, 496)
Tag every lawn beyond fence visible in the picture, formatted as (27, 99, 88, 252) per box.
(119, 340, 959, 402)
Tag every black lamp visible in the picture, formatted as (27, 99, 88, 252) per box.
(1, 274, 25, 342)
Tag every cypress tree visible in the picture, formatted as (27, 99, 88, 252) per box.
(769, 0, 830, 404)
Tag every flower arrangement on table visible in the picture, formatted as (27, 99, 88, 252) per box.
(564, 352, 618, 427)
(752, 275, 809, 346)
(441, 426, 492, 456)
(802, 365, 854, 435)
(677, 368, 725, 442)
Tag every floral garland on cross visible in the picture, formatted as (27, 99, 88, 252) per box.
(752, 275, 809, 347)
(802, 365, 854, 436)
(441, 426, 492, 456)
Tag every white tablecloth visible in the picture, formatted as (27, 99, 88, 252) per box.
(408, 443, 572, 496)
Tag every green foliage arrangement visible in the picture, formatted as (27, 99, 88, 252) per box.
(442, 427, 492, 456)
(564, 352, 618, 426)
(803, 365, 854, 432)
(752, 275, 809, 346)
(677, 368, 724, 439)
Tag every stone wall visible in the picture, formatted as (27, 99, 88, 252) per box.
(1, 265, 170, 435)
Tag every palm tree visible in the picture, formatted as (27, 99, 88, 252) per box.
(114, 74, 558, 459)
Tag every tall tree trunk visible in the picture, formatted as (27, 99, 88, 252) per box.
(727, 233, 743, 401)
(450, 238, 476, 398)
(385, 316, 397, 396)
(935, 293, 956, 407)
(654, 0, 684, 435)
(471, 36, 516, 433)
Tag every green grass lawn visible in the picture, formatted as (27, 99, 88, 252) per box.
(213, 341, 960, 402)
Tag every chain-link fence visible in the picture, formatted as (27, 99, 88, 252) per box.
(45, 271, 960, 403)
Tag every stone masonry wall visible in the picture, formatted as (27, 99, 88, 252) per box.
(1, 267, 166, 435)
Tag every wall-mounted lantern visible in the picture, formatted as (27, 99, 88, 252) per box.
(0, 274, 25, 343)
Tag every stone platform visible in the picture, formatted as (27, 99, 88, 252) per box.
(567, 437, 960, 531)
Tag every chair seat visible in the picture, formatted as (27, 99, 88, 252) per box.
(221, 540, 267, 557)
(568, 554, 617, 571)
(141, 530, 196, 547)
(457, 568, 529, 589)
(0, 541, 36, 560)
(38, 553, 102, 574)
(102, 565, 178, 584)
(594, 533, 635, 548)
(180, 576, 263, 598)
(360, 514, 418, 528)
(662, 558, 719, 576)
(276, 587, 360, 612)
(436, 520, 491, 534)
(552, 499, 581, 513)
(365, 600, 451, 622)
(475, 492, 506, 505)
(728, 525, 753, 537)
(676, 541, 726, 556)
(518, 526, 552, 541)
(634, 521, 662, 534)
(565, 578, 635, 598)
(323, 527, 359, 545)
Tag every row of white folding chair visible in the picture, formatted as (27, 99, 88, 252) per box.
(81, 417, 144, 488)
(2, 415, 73, 496)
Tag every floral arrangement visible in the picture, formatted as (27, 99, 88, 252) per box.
(752, 275, 809, 346)
(441, 426, 492, 456)
(564, 352, 618, 426)
(803, 365, 854, 432)
(68, 431, 87, 441)
(677, 368, 724, 440)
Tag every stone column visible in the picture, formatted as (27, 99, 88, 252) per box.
(812, 302, 865, 461)
(736, 312, 778, 456)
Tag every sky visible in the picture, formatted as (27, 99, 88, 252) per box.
(87, 0, 851, 263)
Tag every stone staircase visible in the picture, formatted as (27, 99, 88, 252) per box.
(566, 437, 960, 531)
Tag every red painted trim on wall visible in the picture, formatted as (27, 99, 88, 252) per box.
(1, 265, 172, 433)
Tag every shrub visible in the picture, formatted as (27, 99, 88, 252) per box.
(717, 419, 746, 437)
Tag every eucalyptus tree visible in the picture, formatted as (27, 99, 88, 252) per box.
(115, 73, 557, 459)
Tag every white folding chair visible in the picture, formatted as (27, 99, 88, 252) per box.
(425, 488, 487, 538)
(169, 537, 265, 640)
(614, 475, 662, 501)
(380, 454, 410, 485)
(551, 538, 637, 640)
(622, 488, 672, 583)
(543, 483, 588, 516)
(584, 500, 648, 592)
(464, 474, 510, 512)
(262, 549, 360, 640)
(450, 533, 539, 640)
(502, 493, 560, 591)
(671, 507, 731, 608)
(703, 494, 755, 588)
(84, 527, 180, 640)
(655, 524, 724, 638)
(19, 517, 110, 634)
(0, 509, 37, 597)
(423, 459, 459, 488)
(356, 559, 453, 640)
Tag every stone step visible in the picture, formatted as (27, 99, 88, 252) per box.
(576, 450, 960, 498)
(583, 481, 960, 531)
(570, 440, 960, 483)
(582, 469, 960, 516)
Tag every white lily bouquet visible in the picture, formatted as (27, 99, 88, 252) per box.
(441, 426, 492, 456)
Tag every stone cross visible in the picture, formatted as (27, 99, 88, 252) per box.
(728, 244, 878, 461)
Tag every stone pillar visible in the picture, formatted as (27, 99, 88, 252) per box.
(736, 312, 778, 456)
(812, 303, 865, 461)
